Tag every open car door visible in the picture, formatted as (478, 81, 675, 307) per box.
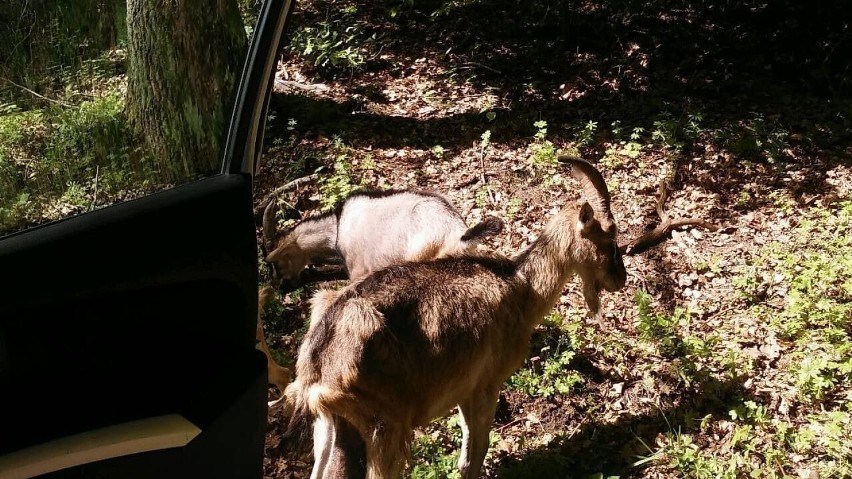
(0, 1, 295, 477)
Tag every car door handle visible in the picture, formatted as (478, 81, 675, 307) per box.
(0, 414, 201, 479)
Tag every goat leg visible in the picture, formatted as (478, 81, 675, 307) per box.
(310, 415, 336, 479)
(364, 425, 408, 479)
(457, 390, 500, 479)
(257, 286, 292, 405)
(325, 416, 368, 479)
(257, 317, 292, 394)
(582, 281, 602, 321)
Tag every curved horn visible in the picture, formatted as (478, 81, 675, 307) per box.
(559, 155, 613, 220)
(262, 199, 279, 255)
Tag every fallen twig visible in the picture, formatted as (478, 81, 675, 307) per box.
(274, 79, 331, 94)
(620, 181, 719, 256)
(461, 62, 502, 74)
(90, 166, 99, 212)
(0, 76, 74, 108)
(478, 136, 496, 204)
(254, 173, 319, 217)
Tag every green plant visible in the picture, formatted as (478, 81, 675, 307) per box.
(733, 200, 852, 403)
(431, 145, 445, 159)
(388, 0, 416, 18)
(1, 85, 164, 236)
(651, 111, 703, 150)
(505, 197, 522, 221)
(735, 190, 751, 207)
(541, 310, 564, 328)
(480, 129, 491, 154)
(289, 9, 368, 73)
(42, 93, 129, 188)
(430, 0, 483, 17)
(508, 335, 583, 398)
(792, 345, 852, 401)
(318, 138, 361, 211)
(767, 190, 795, 215)
(409, 417, 462, 479)
(238, 0, 263, 33)
(647, 432, 736, 479)
(359, 154, 376, 170)
(805, 410, 852, 476)
(59, 181, 89, 209)
(728, 400, 769, 424)
(474, 185, 492, 209)
(601, 127, 645, 169)
(621, 127, 645, 158)
(573, 120, 598, 147)
(258, 287, 292, 366)
(0, 112, 24, 200)
(610, 120, 623, 138)
(635, 290, 686, 356)
(529, 120, 557, 167)
(0, 192, 30, 232)
(718, 114, 789, 163)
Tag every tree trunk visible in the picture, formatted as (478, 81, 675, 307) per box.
(126, 0, 246, 182)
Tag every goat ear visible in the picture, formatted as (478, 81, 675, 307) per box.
(265, 244, 284, 263)
(578, 202, 595, 225)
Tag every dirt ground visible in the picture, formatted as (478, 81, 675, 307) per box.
(253, 0, 852, 477)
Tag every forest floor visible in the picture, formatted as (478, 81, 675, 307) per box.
(254, 1, 852, 478)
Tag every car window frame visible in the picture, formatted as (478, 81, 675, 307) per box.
(222, 0, 295, 178)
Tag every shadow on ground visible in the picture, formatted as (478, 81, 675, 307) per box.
(493, 374, 748, 478)
(270, 0, 851, 214)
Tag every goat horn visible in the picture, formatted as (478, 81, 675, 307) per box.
(559, 155, 613, 221)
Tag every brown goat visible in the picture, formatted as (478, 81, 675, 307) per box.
(284, 157, 627, 479)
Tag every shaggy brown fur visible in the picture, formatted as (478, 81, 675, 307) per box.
(285, 158, 626, 479)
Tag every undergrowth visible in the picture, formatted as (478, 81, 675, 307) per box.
(288, 4, 374, 75)
(0, 84, 161, 235)
(646, 198, 852, 478)
(318, 137, 361, 211)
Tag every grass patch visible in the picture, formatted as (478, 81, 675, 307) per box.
(507, 318, 585, 399)
(643, 198, 852, 478)
(288, 4, 376, 75)
(734, 199, 852, 401)
(318, 138, 362, 211)
(0, 86, 161, 235)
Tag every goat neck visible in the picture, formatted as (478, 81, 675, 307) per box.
(291, 213, 339, 255)
(514, 206, 579, 321)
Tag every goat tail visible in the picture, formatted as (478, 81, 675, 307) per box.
(460, 215, 504, 243)
(284, 377, 351, 442)
(283, 377, 312, 439)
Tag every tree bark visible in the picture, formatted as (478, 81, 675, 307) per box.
(126, 0, 246, 182)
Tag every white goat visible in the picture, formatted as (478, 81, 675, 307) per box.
(265, 189, 504, 282)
